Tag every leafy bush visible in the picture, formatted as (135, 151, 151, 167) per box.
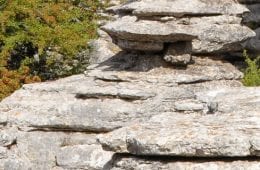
(242, 51, 260, 86)
(0, 0, 103, 100)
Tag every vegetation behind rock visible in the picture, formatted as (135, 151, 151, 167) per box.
(242, 51, 260, 86)
(0, 0, 102, 100)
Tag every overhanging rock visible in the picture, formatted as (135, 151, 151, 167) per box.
(102, 0, 256, 65)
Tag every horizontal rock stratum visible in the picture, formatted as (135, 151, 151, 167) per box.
(103, 0, 255, 56)
(0, 0, 259, 169)
(118, 0, 249, 16)
(0, 38, 260, 169)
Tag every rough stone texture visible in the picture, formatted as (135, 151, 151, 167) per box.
(102, 16, 197, 43)
(0, 1, 259, 169)
(56, 145, 114, 170)
(0, 130, 115, 170)
(103, 16, 255, 54)
(111, 157, 260, 170)
(98, 109, 260, 156)
(102, 0, 255, 59)
(0, 54, 243, 133)
(0, 41, 258, 168)
(117, 0, 249, 17)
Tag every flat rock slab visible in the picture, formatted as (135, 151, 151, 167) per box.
(98, 111, 260, 157)
(103, 16, 255, 53)
(98, 87, 260, 157)
(117, 0, 248, 17)
(102, 16, 197, 43)
(0, 55, 244, 132)
(111, 157, 260, 170)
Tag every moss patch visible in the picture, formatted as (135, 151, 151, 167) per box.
(242, 51, 260, 87)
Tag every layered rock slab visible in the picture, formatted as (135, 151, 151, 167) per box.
(0, 54, 244, 133)
(117, 0, 249, 17)
(111, 157, 260, 170)
(103, 15, 255, 53)
(0, 1, 259, 167)
(103, 0, 255, 56)
(0, 42, 254, 169)
(98, 98, 260, 157)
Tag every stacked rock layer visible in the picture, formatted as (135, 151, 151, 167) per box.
(103, 0, 256, 65)
(0, 0, 259, 169)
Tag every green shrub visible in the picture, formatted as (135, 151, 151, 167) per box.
(0, 0, 103, 100)
(242, 51, 260, 86)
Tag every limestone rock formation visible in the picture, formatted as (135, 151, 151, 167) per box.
(102, 0, 255, 65)
(0, 0, 259, 169)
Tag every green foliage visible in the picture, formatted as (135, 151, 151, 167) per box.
(242, 51, 260, 86)
(0, 0, 102, 100)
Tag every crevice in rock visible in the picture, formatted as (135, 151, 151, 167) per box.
(177, 79, 212, 85)
(26, 126, 115, 134)
(249, 141, 260, 156)
(75, 93, 153, 101)
(112, 153, 260, 162)
(94, 77, 130, 83)
(6, 139, 17, 150)
(136, 13, 224, 21)
(107, 153, 260, 169)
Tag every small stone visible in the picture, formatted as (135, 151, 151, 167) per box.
(164, 42, 192, 65)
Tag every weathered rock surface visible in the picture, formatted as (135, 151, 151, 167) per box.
(0, 0, 259, 169)
(117, 0, 249, 17)
(98, 106, 260, 156)
(103, 15, 255, 54)
(102, 16, 197, 43)
(111, 157, 260, 170)
(102, 0, 255, 61)
(56, 145, 114, 170)
(0, 54, 244, 133)
(0, 37, 259, 168)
